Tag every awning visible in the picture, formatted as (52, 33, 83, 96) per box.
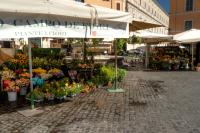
(132, 31, 173, 44)
(0, 0, 132, 38)
(0, 38, 12, 41)
(173, 29, 200, 43)
(173, 29, 200, 70)
(0, 0, 132, 23)
(129, 20, 162, 31)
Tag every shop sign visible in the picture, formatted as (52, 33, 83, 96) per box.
(0, 15, 128, 38)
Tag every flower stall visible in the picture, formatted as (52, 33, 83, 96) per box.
(149, 46, 191, 71)
(0, 50, 127, 104)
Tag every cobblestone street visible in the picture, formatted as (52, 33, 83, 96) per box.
(1, 71, 200, 133)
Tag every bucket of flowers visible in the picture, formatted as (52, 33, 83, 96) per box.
(1, 68, 19, 102)
(16, 78, 29, 95)
(4, 80, 20, 102)
(48, 68, 64, 79)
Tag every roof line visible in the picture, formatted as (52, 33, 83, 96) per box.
(152, 0, 169, 16)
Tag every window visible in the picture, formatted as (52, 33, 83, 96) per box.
(186, 0, 193, 11)
(28, 38, 42, 48)
(0, 41, 12, 48)
(185, 21, 192, 30)
(116, 3, 120, 10)
(75, 0, 84, 2)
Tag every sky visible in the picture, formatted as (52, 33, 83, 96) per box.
(157, 0, 170, 13)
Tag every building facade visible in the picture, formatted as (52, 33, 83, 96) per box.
(77, 0, 169, 35)
(75, 0, 126, 11)
(126, 0, 169, 35)
(169, 0, 200, 35)
(169, 0, 200, 65)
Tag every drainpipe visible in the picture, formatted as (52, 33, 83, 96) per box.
(175, 0, 177, 34)
(111, 0, 112, 9)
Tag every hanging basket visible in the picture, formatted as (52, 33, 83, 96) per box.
(7, 91, 17, 102)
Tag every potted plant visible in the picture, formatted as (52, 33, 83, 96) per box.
(54, 88, 66, 100)
(26, 88, 45, 102)
(42, 84, 55, 101)
(51, 81, 66, 100)
(100, 65, 115, 86)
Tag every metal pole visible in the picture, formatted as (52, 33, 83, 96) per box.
(28, 42, 34, 109)
(192, 43, 194, 70)
(114, 40, 117, 90)
(108, 39, 124, 93)
(83, 25, 88, 62)
(145, 44, 148, 69)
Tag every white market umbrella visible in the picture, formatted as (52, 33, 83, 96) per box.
(0, 0, 133, 108)
(0, 0, 132, 23)
(132, 31, 173, 68)
(173, 29, 200, 70)
(132, 31, 172, 43)
(173, 29, 200, 43)
(129, 20, 162, 31)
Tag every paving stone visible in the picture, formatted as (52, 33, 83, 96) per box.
(1, 71, 200, 133)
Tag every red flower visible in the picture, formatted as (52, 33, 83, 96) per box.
(3, 80, 10, 88)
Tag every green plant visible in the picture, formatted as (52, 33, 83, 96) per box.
(32, 48, 64, 59)
(117, 69, 126, 82)
(66, 82, 83, 96)
(91, 75, 103, 86)
(115, 39, 127, 54)
(161, 61, 171, 70)
(128, 36, 142, 44)
(49, 81, 67, 98)
(54, 88, 66, 98)
(92, 38, 103, 45)
(32, 57, 48, 68)
(26, 88, 44, 100)
(100, 65, 115, 84)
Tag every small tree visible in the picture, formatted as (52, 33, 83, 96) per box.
(115, 39, 127, 54)
(128, 36, 142, 44)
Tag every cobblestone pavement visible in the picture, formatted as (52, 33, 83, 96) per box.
(1, 71, 200, 133)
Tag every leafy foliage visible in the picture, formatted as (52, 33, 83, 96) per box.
(32, 48, 64, 59)
(128, 36, 142, 44)
(117, 68, 126, 82)
(98, 66, 127, 84)
(115, 39, 127, 54)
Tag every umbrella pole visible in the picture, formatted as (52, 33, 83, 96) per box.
(28, 43, 34, 109)
(145, 44, 150, 69)
(192, 43, 194, 70)
(108, 39, 124, 93)
(145, 44, 148, 69)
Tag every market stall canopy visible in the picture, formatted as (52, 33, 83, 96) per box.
(129, 20, 162, 31)
(173, 29, 200, 43)
(0, 38, 12, 41)
(132, 31, 173, 44)
(0, 0, 132, 23)
(0, 0, 132, 38)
